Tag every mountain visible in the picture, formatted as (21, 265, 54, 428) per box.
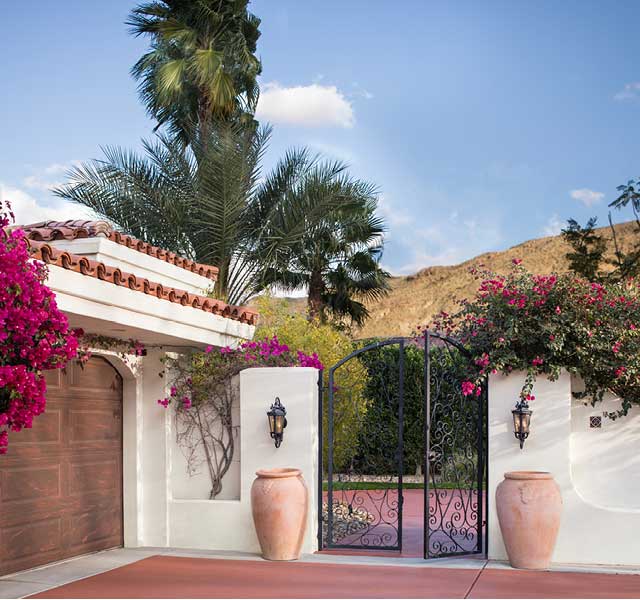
(355, 220, 639, 339)
(257, 221, 639, 339)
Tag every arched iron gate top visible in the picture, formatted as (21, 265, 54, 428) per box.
(337, 330, 472, 365)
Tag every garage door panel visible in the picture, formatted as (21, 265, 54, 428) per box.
(10, 410, 62, 447)
(3, 517, 63, 560)
(71, 360, 122, 394)
(0, 464, 61, 503)
(44, 368, 64, 389)
(70, 410, 121, 443)
(0, 357, 123, 576)
(67, 508, 123, 547)
(69, 459, 120, 495)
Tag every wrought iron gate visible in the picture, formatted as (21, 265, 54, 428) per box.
(318, 332, 487, 558)
(424, 332, 487, 559)
(320, 338, 406, 551)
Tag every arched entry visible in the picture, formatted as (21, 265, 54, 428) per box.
(318, 332, 487, 559)
(0, 357, 123, 576)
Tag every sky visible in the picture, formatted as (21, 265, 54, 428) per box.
(1, 0, 639, 275)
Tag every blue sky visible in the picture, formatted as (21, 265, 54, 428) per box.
(1, 0, 639, 275)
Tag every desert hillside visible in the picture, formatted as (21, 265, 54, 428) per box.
(355, 221, 639, 338)
(262, 221, 640, 339)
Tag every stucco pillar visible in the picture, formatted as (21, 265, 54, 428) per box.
(138, 349, 169, 547)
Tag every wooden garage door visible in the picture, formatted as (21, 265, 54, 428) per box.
(0, 357, 123, 576)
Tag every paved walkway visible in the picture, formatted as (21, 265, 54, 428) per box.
(0, 549, 636, 599)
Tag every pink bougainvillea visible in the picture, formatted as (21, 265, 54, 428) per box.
(429, 260, 640, 418)
(0, 201, 78, 453)
(157, 335, 323, 409)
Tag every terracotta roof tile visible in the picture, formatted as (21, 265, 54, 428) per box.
(27, 240, 257, 326)
(16, 220, 219, 281)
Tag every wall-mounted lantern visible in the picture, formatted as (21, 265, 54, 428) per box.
(267, 397, 287, 448)
(512, 398, 532, 449)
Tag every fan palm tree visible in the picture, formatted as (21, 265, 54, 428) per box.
(53, 125, 388, 313)
(258, 170, 390, 326)
(128, 0, 261, 140)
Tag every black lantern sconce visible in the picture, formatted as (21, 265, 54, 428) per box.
(512, 398, 532, 449)
(267, 397, 287, 448)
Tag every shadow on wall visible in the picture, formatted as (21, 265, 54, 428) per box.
(570, 376, 640, 510)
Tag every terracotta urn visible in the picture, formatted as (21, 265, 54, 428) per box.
(496, 471, 562, 569)
(251, 467, 308, 561)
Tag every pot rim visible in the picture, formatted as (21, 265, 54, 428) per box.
(255, 467, 302, 479)
(504, 471, 553, 480)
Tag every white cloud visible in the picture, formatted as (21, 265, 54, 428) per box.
(390, 211, 504, 275)
(542, 214, 563, 237)
(256, 82, 355, 128)
(0, 182, 93, 226)
(570, 188, 604, 207)
(377, 196, 412, 227)
(306, 141, 356, 164)
(22, 161, 80, 192)
(351, 82, 374, 100)
(614, 81, 640, 101)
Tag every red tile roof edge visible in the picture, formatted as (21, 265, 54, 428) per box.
(14, 220, 219, 281)
(27, 240, 258, 326)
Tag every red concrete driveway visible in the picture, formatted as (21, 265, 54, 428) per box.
(30, 555, 640, 599)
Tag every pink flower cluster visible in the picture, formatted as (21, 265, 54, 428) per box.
(158, 336, 324, 409)
(297, 351, 323, 369)
(461, 380, 481, 397)
(0, 201, 78, 453)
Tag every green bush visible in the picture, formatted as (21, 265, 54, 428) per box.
(348, 341, 481, 485)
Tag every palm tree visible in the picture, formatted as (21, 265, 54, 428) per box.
(53, 125, 388, 312)
(128, 0, 261, 140)
(258, 169, 390, 326)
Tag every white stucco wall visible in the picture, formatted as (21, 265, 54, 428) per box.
(170, 384, 241, 502)
(570, 376, 640, 510)
(123, 365, 319, 555)
(46, 264, 254, 348)
(488, 370, 640, 567)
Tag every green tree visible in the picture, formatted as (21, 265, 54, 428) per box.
(563, 180, 640, 282)
(561, 217, 608, 281)
(253, 295, 368, 471)
(54, 126, 387, 313)
(55, 126, 323, 304)
(128, 0, 261, 140)
(259, 174, 390, 326)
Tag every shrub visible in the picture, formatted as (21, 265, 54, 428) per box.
(431, 261, 640, 417)
(0, 201, 78, 453)
(352, 342, 479, 484)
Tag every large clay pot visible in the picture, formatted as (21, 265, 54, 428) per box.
(251, 467, 308, 560)
(496, 471, 562, 569)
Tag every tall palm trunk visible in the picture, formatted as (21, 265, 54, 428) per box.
(214, 257, 232, 302)
(198, 90, 211, 149)
(308, 268, 324, 322)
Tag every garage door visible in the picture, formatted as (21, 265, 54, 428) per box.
(0, 357, 123, 576)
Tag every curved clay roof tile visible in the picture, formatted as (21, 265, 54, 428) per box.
(17, 220, 219, 281)
(25, 239, 257, 326)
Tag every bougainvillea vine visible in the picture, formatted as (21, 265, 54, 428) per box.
(158, 335, 322, 498)
(0, 201, 78, 453)
(426, 260, 640, 418)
